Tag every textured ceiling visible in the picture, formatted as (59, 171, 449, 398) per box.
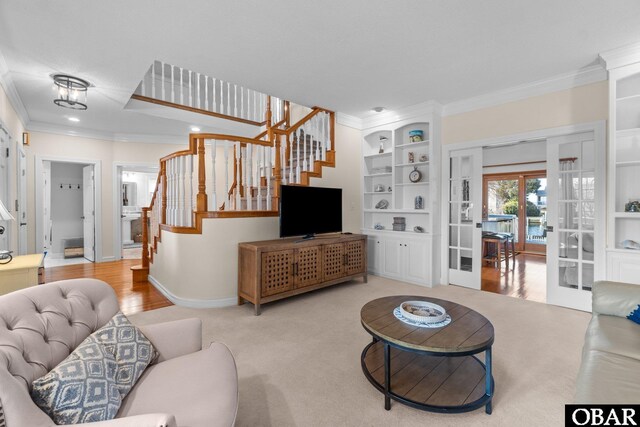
(1, 0, 639, 139)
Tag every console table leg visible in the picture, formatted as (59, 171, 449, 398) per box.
(254, 303, 261, 316)
(485, 347, 493, 414)
(384, 343, 391, 410)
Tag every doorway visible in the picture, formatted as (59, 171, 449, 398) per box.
(35, 156, 102, 267)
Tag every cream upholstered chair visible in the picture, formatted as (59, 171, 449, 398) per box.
(0, 279, 238, 427)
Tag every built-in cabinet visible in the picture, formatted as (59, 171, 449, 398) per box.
(361, 112, 440, 286)
(604, 52, 640, 285)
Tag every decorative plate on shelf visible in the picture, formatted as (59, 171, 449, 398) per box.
(375, 199, 389, 209)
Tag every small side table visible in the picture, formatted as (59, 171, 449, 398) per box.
(0, 254, 45, 295)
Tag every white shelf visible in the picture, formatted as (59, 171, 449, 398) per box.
(364, 209, 430, 214)
(364, 173, 392, 177)
(616, 128, 640, 137)
(395, 161, 430, 167)
(364, 191, 392, 195)
(608, 247, 640, 254)
(395, 141, 429, 149)
(617, 93, 640, 102)
(616, 160, 640, 167)
(395, 182, 429, 186)
(614, 212, 640, 218)
(361, 228, 431, 237)
(364, 152, 392, 159)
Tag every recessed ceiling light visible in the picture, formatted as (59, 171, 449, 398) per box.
(191, 126, 201, 132)
(68, 117, 80, 122)
(372, 107, 385, 113)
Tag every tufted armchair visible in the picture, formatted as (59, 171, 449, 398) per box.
(0, 279, 238, 427)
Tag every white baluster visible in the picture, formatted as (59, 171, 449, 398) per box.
(266, 146, 272, 210)
(253, 90, 257, 122)
(212, 78, 217, 113)
(288, 135, 293, 184)
(315, 115, 321, 161)
(196, 73, 201, 109)
(141, 67, 146, 96)
(235, 143, 241, 210)
(281, 138, 286, 185)
(246, 144, 252, 211)
(178, 157, 185, 226)
(151, 61, 156, 99)
(167, 159, 173, 225)
(186, 155, 193, 225)
(188, 70, 192, 107)
(173, 158, 179, 226)
(161, 62, 165, 101)
(204, 76, 209, 111)
(309, 119, 315, 168)
(226, 82, 231, 116)
(240, 87, 244, 120)
(224, 141, 230, 210)
(234, 84, 238, 117)
(256, 146, 262, 210)
(171, 66, 175, 103)
(180, 68, 184, 105)
(302, 127, 308, 172)
(210, 140, 217, 211)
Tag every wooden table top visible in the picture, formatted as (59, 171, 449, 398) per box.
(360, 295, 494, 354)
(0, 254, 44, 271)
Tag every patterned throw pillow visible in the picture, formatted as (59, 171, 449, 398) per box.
(628, 305, 640, 325)
(93, 312, 159, 399)
(31, 336, 122, 424)
(0, 396, 5, 427)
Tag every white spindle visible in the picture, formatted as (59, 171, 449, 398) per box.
(315, 115, 321, 161)
(281, 138, 286, 185)
(240, 88, 244, 119)
(180, 68, 184, 105)
(226, 82, 231, 116)
(245, 144, 252, 211)
(210, 140, 217, 211)
(178, 157, 185, 226)
(173, 158, 179, 225)
(302, 128, 308, 172)
(171, 66, 175, 103)
(289, 135, 294, 184)
(161, 62, 165, 101)
(167, 159, 173, 225)
(186, 155, 193, 225)
(235, 143, 241, 210)
(234, 84, 238, 117)
(296, 131, 301, 183)
(151, 61, 156, 99)
(252, 90, 257, 122)
(187, 70, 192, 107)
(196, 73, 201, 109)
(141, 68, 146, 96)
(224, 142, 230, 209)
(212, 78, 217, 113)
(266, 147, 272, 210)
(204, 77, 209, 111)
(256, 146, 262, 210)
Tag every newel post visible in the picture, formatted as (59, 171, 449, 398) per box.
(197, 138, 208, 211)
(160, 161, 167, 225)
(141, 207, 150, 268)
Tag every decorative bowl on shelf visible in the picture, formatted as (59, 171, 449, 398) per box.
(375, 199, 389, 209)
(399, 301, 447, 324)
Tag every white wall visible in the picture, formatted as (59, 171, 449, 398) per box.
(122, 171, 157, 209)
(50, 162, 84, 253)
(483, 140, 546, 175)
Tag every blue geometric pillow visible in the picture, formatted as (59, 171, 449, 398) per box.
(92, 312, 158, 399)
(30, 335, 121, 424)
(628, 305, 640, 325)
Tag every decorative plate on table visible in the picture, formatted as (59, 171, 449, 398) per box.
(393, 301, 451, 328)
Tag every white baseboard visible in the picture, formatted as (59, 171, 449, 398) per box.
(100, 256, 116, 262)
(147, 274, 237, 308)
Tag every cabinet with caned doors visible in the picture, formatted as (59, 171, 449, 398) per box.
(238, 234, 367, 315)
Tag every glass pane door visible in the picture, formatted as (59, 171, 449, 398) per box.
(448, 148, 482, 289)
(547, 132, 603, 311)
(524, 177, 547, 252)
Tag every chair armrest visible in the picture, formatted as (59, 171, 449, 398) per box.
(138, 318, 202, 363)
(73, 414, 176, 427)
(592, 280, 640, 317)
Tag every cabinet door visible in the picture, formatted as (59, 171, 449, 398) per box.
(294, 246, 322, 288)
(261, 250, 294, 297)
(382, 238, 403, 279)
(367, 236, 383, 274)
(607, 252, 640, 285)
(345, 239, 366, 275)
(404, 239, 429, 283)
(323, 243, 345, 280)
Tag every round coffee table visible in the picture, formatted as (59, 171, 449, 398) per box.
(360, 295, 495, 414)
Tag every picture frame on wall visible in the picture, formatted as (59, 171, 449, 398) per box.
(22, 132, 29, 146)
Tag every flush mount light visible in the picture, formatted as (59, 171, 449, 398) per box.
(52, 74, 90, 110)
(190, 126, 201, 132)
(68, 117, 80, 122)
(372, 107, 385, 113)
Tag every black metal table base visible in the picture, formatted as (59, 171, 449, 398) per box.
(361, 340, 495, 414)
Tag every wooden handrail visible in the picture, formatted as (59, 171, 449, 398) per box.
(272, 107, 327, 136)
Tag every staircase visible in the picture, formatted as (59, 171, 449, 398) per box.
(131, 61, 336, 282)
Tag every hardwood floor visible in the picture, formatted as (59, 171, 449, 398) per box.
(481, 253, 546, 303)
(44, 259, 173, 316)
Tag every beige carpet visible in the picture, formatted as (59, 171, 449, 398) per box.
(129, 275, 590, 427)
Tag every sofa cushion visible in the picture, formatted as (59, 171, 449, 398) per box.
(583, 314, 640, 361)
(30, 335, 122, 424)
(93, 312, 158, 399)
(575, 349, 640, 404)
(118, 342, 238, 427)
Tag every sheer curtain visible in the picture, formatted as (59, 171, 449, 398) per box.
(559, 159, 577, 258)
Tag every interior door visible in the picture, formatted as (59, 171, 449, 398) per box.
(448, 147, 482, 289)
(16, 145, 27, 255)
(82, 165, 95, 262)
(546, 132, 603, 311)
(0, 130, 9, 251)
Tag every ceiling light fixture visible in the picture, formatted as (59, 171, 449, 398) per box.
(68, 117, 80, 122)
(372, 107, 385, 113)
(190, 126, 201, 132)
(52, 74, 90, 110)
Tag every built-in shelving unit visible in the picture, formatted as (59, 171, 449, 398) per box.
(361, 111, 441, 286)
(604, 52, 640, 284)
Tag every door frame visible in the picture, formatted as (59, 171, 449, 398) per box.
(482, 170, 547, 253)
(112, 162, 158, 261)
(35, 155, 103, 262)
(16, 143, 27, 255)
(440, 120, 606, 288)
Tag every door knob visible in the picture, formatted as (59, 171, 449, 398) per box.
(20, 223, 27, 226)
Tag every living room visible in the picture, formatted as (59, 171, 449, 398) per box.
(0, 2, 639, 426)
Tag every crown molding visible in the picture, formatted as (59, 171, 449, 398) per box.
(336, 112, 363, 130)
(359, 101, 443, 130)
(442, 65, 607, 117)
(0, 51, 30, 129)
(27, 121, 186, 145)
(599, 41, 640, 70)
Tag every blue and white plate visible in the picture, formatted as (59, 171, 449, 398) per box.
(393, 307, 452, 328)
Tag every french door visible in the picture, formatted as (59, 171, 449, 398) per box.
(546, 132, 604, 311)
(447, 147, 482, 289)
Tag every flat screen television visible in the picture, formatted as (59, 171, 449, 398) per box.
(279, 185, 342, 238)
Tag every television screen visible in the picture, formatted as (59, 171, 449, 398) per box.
(279, 185, 342, 238)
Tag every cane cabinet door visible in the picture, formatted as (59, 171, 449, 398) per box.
(345, 240, 366, 275)
(261, 250, 294, 297)
(323, 243, 345, 280)
(294, 246, 322, 288)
